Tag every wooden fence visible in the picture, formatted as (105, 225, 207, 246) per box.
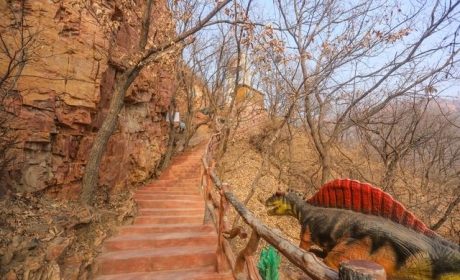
(200, 131, 387, 280)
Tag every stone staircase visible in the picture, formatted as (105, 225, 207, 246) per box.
(94, 144, 234, 279)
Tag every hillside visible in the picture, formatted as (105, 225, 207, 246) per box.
(218, 123, 460, 278)
(1, 119, 459, 279)
(1, 0, 459, 278)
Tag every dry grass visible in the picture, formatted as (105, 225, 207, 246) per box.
(0, 189, 137, 279)
(219, 137, 308, 279)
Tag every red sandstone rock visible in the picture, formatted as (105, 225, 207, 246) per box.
(0, 0, 173, 196)
(45, 237, 70, 262)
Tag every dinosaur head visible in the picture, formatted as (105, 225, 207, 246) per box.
(265, 189, 304, 217)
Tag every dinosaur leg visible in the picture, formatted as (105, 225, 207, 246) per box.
(323, 236, 398, 276)
(299, 225, 311, 251)
(309, 248, 327, 258)
(300, 226, 327, 258)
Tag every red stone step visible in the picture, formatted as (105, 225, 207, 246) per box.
(94, 267, 234, 280)
(136, 187, 200, 194)
(169, 157, 202, 164)
(134, 193, 203, 200)
(118, 223, 214, 235)
(143, 181, 200, 186)
(138, 207, 204, 216)
(160, 170, 200, 176)
(157, 177, 199, 181)
(166, 163, 200, 169)
(138, 181, 200, 186)
(136, 188, 200, 195)
(159, 173, 201, 180)
(165, 157, 199, 162)
(97, 246, 217, 274)
(159, 167, 200, 173)
(167, 166, 201, 172)
(168, 165, 201, 170)
(136, 199, 204, 208)
(142, 182, 201, 188)
(95, 137, 235, 279)
(134, 215, 204, 224)
(103, 232, 217, 251)
(144, 180, 201, 187)
(167, 160, 201, 166)
(145, 178, 201, 185)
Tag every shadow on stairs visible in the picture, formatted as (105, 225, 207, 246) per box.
(93, 143, 234, 280)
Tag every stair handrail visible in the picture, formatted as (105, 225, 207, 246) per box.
(201, 130, 387, 280)
(201, 131, 338, 280)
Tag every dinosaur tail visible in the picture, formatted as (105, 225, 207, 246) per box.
(433, 244, 460, 278)
(392, 246, 460, 280)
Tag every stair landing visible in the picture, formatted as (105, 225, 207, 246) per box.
(94, 144, 234, 279)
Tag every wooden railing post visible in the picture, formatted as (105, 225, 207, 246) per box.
(234, 230, 262, 280)
(202, 168, 217, 227)
(215, 182, 231, 273)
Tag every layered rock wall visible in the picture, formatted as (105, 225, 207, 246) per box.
(0, 0, 172, 198)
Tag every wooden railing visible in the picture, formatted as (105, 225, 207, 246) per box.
(200, 132, 386, 280)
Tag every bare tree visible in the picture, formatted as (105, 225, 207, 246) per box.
(354, 96, 438, 191)
(181, 2, 261, 166)
(187, 30, 235, 124)
(156, 56, 211, 172)
(270, 0, 460, 185)
(79, 0, 232, 205)
(175, 53, 213, 152)
(402, 102, 460, 232)
(353, 95, 460, 237)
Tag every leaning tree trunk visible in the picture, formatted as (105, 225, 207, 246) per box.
(79, 68, 138, 206)
(158, 98, 177, 172)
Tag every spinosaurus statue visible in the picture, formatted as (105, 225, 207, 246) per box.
(265, 179, 460, 279)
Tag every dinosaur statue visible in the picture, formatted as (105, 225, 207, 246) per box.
(265, 178, 460, 280)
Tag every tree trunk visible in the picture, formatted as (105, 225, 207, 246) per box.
(320, 147, 332, 186)
(431, 194, 460, 231)
(158, 122, 176, 172)
(158, 98, 177, 172)
(79, 68, 137, 205)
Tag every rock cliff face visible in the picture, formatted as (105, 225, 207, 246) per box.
(0, 0, 173, 198)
